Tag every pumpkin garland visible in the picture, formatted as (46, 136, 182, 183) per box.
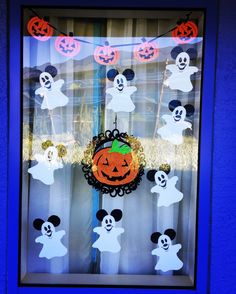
(82, 129, 146, 197)
(27, 16, 54, 41)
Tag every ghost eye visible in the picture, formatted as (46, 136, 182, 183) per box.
(180, 110, 183, 115)
(45, 76, 49, 80)
(105, 219, 108, 224)
(109, 219, 112, 224)
(165, 238, 167, 242)
(42, 78, 45, 82)
(161, 175, 165, 179)
(117, 79, 120, 85)
(44, 227, 47, 231)
(158, 177, 161, 181)
(175, 110, 179, 115)
(48, 225, 51, 230)
(184, 57, 187, 62)
(121, 78, 124, 83)
(161, 240, 164, 244)
(179, 57, 182, 62)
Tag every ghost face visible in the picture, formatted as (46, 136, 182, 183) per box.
(113, 74, 127, 93)
(39, 72, 54, 90)
(155, 171, 168, 188)
(44, 146, 58, 163)
(175, 52, 190, 71)
(158, 234, 172, 251)
(172, 106, 186, 122)
(102, 215, 116, 232)
(41, 221, 55, 239)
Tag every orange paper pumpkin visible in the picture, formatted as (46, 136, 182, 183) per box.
(82, 129, 145, 197)
(92, 140, 139, 186)
(27, 16, 53, 41)
(172, 21, 198, 44)
(55, 35, 81, 57)
(134, 39, 159, 62)
(94, 42, 120, 65)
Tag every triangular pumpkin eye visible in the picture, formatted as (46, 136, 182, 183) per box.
(111, 51, 114, 55)
(150, 47, 154, 50)
(34, 22, 39, 26)
(71, 44, 75, 48)
(100, 50, 104, 54)
(61, 38, 66, 43)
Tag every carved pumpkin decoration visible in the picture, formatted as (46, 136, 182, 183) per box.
(27, 16, 53, 41)
(55, 35, 81, 57)
(82, 129, 145, 197)
(94, 42, 120, 65)
(172, 21, 198, 44)
(134, 38, 159, 62)
(92, 139, 139, 186)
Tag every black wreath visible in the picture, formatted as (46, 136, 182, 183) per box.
(82, 129, 145, 197)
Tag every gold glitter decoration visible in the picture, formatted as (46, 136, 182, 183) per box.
(56, 144, 67, 158)
(159, 163, 171, 174)
(41, 140, 53, 150)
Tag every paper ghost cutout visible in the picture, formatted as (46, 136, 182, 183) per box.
(28, 146, 63, 185)
(106, 69, 137, 112)
(147, 166, 183, 207)
(164, 46, 198, 92)
(157, 100, 195, 145)
(33, 215, 68, 259)
(92, 209, 124, 253)
(34, 65, 69, 110)
(151, 229, 183, 272)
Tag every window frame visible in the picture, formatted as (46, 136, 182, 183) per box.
(8, 0, 217, 293)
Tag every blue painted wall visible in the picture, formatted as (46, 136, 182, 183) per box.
(1, 0, 236, 293)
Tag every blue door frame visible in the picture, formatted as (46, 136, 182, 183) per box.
(7, 0, 217, 293)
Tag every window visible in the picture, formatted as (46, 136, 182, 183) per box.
(20, 7, 205, 288)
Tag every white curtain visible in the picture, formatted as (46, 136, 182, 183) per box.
(22, 13, 202, 280)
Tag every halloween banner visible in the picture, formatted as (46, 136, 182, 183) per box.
(26, 8, 198, 63)
(82, 129, 146, 197)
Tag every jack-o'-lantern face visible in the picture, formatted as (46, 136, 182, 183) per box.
(92, 140, 139, 186)
(172, 21, 198, 44)
(94, 44, 120, 65)
(134, 40, 159, 62)
(27, 16, 54, 41)
(55, 35, 81, 57)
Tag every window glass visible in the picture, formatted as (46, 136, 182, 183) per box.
(21, 8, 204, 287)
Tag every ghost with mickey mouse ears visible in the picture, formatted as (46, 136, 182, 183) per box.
(92, 209, 124, 253)
(151, 228, 183, 272)
(34, 65, 69, 110)
(157, 100, 195, 145)
(164, 46, 198, 92)
(147, 164, 183, 207)
(33, 215, 68, 259)
(28, 140, 67, 185)
(105, 68, 137, 113)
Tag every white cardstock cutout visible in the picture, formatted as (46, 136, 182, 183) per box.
(106, 69, 137, 112)
(164, 51, 198, 92)
(151, 230, 183, 272)
(34, 216, 68, 259)
(35, 72, 69, 110)
(92, 209, 124, 253)
(150, 170, 183, 207)
(157, 106, 192, 145)
(28, 146, 63, 185)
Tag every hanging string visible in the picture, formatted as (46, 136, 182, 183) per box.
(27, 8, 193, 48)
(113, 114, 118, 129)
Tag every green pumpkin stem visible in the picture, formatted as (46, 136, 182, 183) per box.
(109, 139, 131, 155)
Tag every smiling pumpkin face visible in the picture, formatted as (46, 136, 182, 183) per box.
(92, 139, 139, 186)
